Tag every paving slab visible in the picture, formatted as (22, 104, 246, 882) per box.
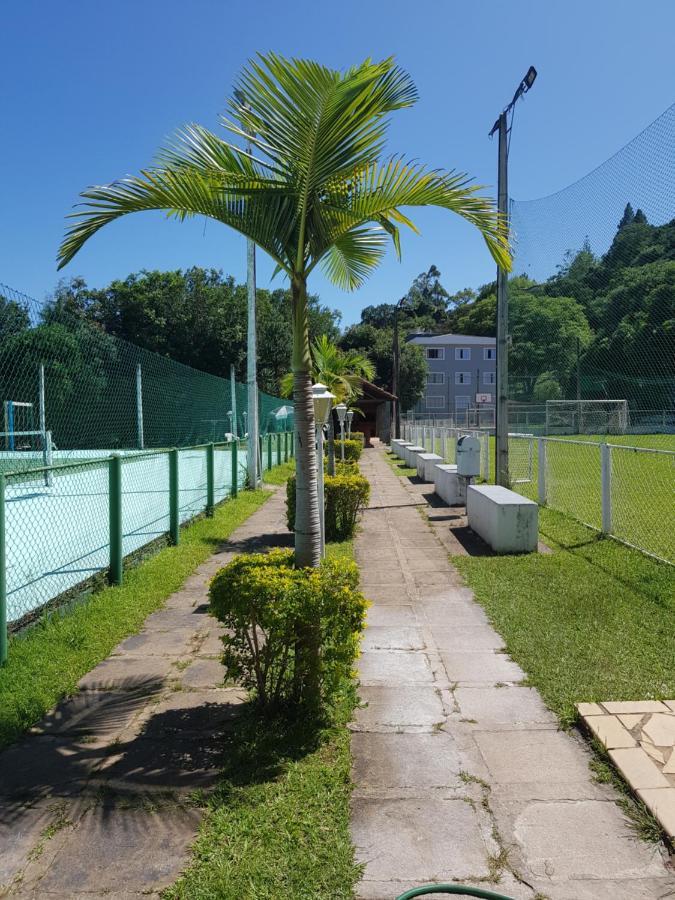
(351, 798, 491, 883)
(439, 650, 525, 684)
(353, 686, 445, 730)
(454, 686, 557, 727)
(351, 732, 462, 794)
(365, 605, 417, 627)
(358, 650, 434, 684)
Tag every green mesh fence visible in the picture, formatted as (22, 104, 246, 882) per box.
(0, 282, 294, 639)
(508, 102, 675, 432)
(502, 104, 675, 564)
(0, 282, 292, 474)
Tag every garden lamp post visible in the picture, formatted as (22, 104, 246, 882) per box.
(335, 403, 347, 461)
(346, 409, 354, 439)
(312, 383, 335, 557)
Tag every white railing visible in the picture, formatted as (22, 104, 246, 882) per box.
(401, 422, 490, 482)
(507, 434, 674, 564)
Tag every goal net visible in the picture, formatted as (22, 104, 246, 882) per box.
(545, 400, 628, 435)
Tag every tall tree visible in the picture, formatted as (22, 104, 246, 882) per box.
(57, 53, 509, 580)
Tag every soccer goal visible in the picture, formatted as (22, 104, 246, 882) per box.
(545, 400, 628, 435)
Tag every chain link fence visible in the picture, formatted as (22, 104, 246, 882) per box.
(0, 280, 295, 650)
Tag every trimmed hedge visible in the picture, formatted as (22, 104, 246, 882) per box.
(209, 549, 367, 709)
(286, 473, 370, 541)
(334, 439, 362, 462)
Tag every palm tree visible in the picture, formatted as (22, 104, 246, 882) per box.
(57, 53, 510, 569)
(280, 335, 375, 403)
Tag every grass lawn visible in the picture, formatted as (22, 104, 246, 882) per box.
(166, 537, 361, 900)
(0, 488, 274, 750)
(453, 506, 675, 728)
(383, 449, 417, 478)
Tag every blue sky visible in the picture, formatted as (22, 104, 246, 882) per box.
(2, 0, 674, 326)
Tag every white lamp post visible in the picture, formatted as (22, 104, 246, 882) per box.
(312, 383, 335, 557)
(346, 409, 354, 439)
(335, 402, 347, 461)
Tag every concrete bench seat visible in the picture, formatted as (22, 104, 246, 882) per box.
(403, 445, 426, 467)
(390, 439, 411, 459)
(433, 463, 465, 505)
(416, 452, 443, 482)
(466, 484, 538, 553)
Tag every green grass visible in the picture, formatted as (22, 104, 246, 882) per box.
(454, 507, 675, 728)
(165, 536, 361, 900)
(383, 449, 417, 478)
(263, 458, 295, 485)
(0, 489, 273, 750)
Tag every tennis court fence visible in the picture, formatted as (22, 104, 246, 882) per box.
(0, 431, 294, 661)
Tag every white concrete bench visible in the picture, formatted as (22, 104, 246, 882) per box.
(466, 485, 538, 553)
(403, 445, 426, 467)
(416, 452, 443, 482)
(390, 439, 411, 459)
(433, 464, 464, 505)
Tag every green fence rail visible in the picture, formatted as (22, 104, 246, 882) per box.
(0, 432, 294, 663)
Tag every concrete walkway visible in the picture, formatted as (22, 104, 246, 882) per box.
(351, 442, 675, 900)
(0, 487, 290, 899)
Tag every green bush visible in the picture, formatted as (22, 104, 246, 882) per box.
(349, 431, 365, 446)
(334, 438, 362, 461)
(209, 549, 367, 710)
(286, 473, 370, 540)
(335, 460, 360, 476)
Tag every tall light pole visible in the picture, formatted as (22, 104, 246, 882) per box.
(335, 403, 347, 461)
(312, 383, 335, 557)
(392, 295, 408, 439)
(235, 89, 260, 489)
(489, 66, 537, 487)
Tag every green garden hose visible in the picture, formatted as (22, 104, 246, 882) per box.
(395, 884, 515, 900)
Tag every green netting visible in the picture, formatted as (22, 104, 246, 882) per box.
(508, 103, 675, 434)
(0, 281, 292, 476)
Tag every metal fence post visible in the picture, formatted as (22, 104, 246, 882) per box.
(267, 434, 272, 470)
(259, 435, 264, 472)
(231, 440, 238, 497)
(284, 431, 289, 462)
(0, 474, 6, 665)
(537, 438, 547, 505)
(169, 448, 180, 544)
(109, 454, 123, 584)
(601, 443, 612, 533)
(277, 432, 282, 466)
(206, 443, 215, 516)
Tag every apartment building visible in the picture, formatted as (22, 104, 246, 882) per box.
(406, 333, 497, 419)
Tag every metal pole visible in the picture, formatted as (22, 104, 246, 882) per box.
(206, 442, 215, 516)
(136, 363, 144, 450)
(317, 425, 326, 557)
(231, 439, 238, 497)
(601, 443, 612, 533)
(277, 432, 282, 466)
(109, 454, 123, 584)
(340, 421, 345, 461)
(496, 110, 510, 487)
(169, 448, 180, 544)
(537, 438, 547, 504)
(392, 303, 400, 439)
(39, 363, 46, 436)
(267, 433, 272, 470)
(230, 364, 237, 438)
(0, 473, 6, 665)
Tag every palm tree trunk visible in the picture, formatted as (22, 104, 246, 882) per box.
(291, 274, 321, 569)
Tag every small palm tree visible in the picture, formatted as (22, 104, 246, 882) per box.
(58, 53, 510, 569)
(280, 335, 375, 403)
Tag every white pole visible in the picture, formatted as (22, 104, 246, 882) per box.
(537, 438, 546, 505)
(136, 363, 144, 450)
(44, 430, 53, 488)
(601, 443, 612, 533)
(38, 363, 46, 436)
(230, 365, 237, 438)
(317, 424, 326, 557)
(246, 212, 259, 489)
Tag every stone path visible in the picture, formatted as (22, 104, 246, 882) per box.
(0, 486, 290, 898)
(351, 442, 675, 900)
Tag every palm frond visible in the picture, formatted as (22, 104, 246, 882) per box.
(318, 226, 388, 290)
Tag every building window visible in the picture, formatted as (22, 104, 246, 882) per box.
(455, 372, 471, 385)
(425, 347, 445, 360)
(426, 396, 445, 409)
(483, 372, 496, 385)
(483, 348, 496, 360)
(455, 347, 471, 360)
(427, 372, 444, 385)
(455, 395, 470, 410)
